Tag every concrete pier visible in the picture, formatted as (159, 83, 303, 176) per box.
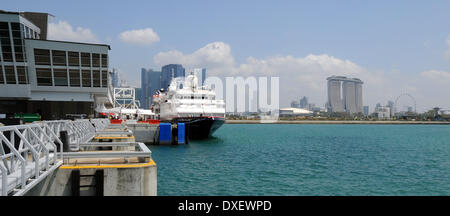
(25, 158, 157, 196)
(126, 123, 159, 144)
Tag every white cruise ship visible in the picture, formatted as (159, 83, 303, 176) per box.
(152, 74, 226, 139)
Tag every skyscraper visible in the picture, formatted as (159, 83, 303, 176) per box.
(111, 68, 120, 87)
(299, 96, 308, 109)
(191, 68, 207, 86)
(161, 64, 185, 90)
(327, 76, 363, 114)
(141, 68, 161, 109)
(363, 106, 369, 116)
(387, 100, 394, 117)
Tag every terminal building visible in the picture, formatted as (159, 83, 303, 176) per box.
(0, 10, 111, 120)
(327, 76, 363, 115)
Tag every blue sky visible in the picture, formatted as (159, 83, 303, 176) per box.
(3, 0, 450, 110)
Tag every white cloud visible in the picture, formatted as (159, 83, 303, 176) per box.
(47, 21, 99, 43)
(119, 28, 160, 45)
(154, 42, 235, 75)
(445, 35, 450, 60)
(421, 70, 450, 80)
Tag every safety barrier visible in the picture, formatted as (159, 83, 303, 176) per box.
(0, 123, 63, 196)
(0, 118, 108, 196)
(1, 118, 153, 196)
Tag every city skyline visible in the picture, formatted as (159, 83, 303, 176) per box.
(2, 1, 450, 112)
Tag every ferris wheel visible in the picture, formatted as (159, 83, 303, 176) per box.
(394, 93, 416, 114)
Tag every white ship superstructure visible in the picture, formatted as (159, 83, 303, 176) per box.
(153, 75, 225, 121)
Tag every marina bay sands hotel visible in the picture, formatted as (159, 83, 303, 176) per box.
(327, 76, 363, 115)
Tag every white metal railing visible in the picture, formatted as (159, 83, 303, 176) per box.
(0, 123, 63, 196)
(90, 119, 109, 132)
(0, 118, 110, 196)
(1, 118, 153, 196)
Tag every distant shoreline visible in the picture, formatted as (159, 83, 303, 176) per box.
(225, 120, 450, 125)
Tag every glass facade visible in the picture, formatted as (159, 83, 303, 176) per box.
(4, 66, 15, 84)
(161, 64, 185, 91)
(53, 68, 68, 86)
(0, 22, 13, 62)
(16, 66, 27, 84)
(36, 68, 52, 86)
(33, 48, 108, 87)
(82, 70, 91, 87)
(52, 50, 66, 66)
(34, 49, 51, 65)
(0, 16, 108, 87)
(69, 69, 80, 87)
(0, 67, 3, 83)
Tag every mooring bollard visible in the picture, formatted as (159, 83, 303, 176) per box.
(59, 131, 71, 152)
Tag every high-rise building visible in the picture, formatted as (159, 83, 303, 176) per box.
(191, 68, 206, 86)
(363, 106, 369, 116)
(111, 68, 120, 87)
(387, 100, 394, 117)
(299, 96, 308, 108)
(135, 87, 142, 107)
(375, 106, 390, 120)
(161, 64, 185, 90)
(141, 68, 161, 109)
(0, 10, 110, 120)
(327, 76, 363, 114)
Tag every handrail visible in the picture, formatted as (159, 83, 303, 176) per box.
(0, 118, 110, 196)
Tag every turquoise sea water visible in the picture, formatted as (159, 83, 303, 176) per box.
(148, 124, 450, 195)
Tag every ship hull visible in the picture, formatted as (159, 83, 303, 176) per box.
(172, 116, 225, 140)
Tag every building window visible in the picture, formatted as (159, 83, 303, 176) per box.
(0, 22, 8, 30)
(1, 45, 13, 62)
(81, 53, 91, 67)
(16, 66, 27, 84)
(14, 45, 25, 62)
(92, 53, 100, 67)
(101, 54, 108, 68)
(34, 49, 51, 65)
(53, 68, 68, 86)
(68, 52, 80, 66)
(101, 70, 107, 87)
(0, 66, 4, 84)
(10, 22, 20, 31)
(4, 66, 16, 84)
(92, 70, 100, 87)
(36, 68, 52, 86)
(20, 24, 24, 38)
(69, 69, 80, 87)
(82, 70, 91, 87)
(10, 22, 25, 62)
(52, 50, 66, 66)
(0, 22, 13, 62)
